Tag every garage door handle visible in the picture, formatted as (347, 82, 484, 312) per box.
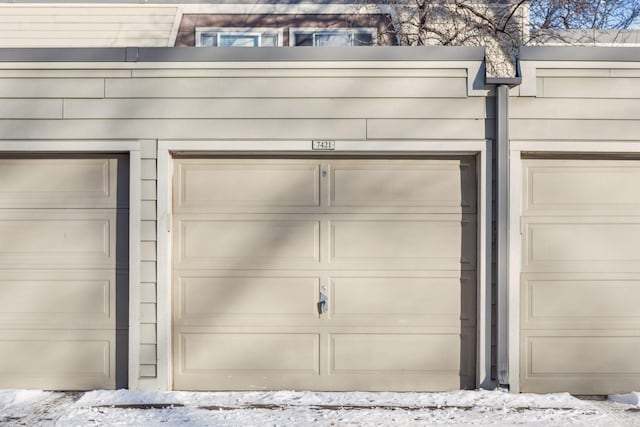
(317, 292, 328, 315)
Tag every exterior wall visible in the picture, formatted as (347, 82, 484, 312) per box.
(176, 13, 396, 47)
(0, 48, 488, 389)
(0, 4, 177, 47)
(512, 61, 640, 141)
(140, 140, 158, 381)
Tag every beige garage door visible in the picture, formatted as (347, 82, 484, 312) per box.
(520, 156, 640, 394)
(0, 155, 128, 390)
(172, 157, 477, 391)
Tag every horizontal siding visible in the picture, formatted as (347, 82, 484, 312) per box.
(0, 119, 368, 140)
(141, 261, 156, 282)
(140, 344, 156, 365)
(140, 303, 156, 324)
(140, 283, 156, 304)
(513, 65, 640, 142)
(0, 99, 62, 119)
(140, 365, 157, 378)
(511, 98, 640, 120)
(0, 79, 104, 98)
(0, 6, 176, 16)
(105, 77, 468, 98)
(511, 119, 640, 140)
(368, 119, 486, 140)
(130, 69, 469, 79)
(0, 39, 169, 48)
(539, 77, 640, 98)
(63, 98, 486, 120)
(0, 70, 130, 78)
(141, 242, 156, 261)
(0, 5, 176, 47)
(141, 221, 156, 242)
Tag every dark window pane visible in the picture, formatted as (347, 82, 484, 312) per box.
(354, 33, 374, 46)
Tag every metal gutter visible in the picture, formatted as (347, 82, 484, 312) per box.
(0, 46, 485, 62)
(485, 54, 523, 390)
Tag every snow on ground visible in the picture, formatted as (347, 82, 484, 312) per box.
(1, 389, 639, 426)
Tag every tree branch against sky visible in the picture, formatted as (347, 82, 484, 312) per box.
(531, 0, 640, 31)
(375, 0, 640, 76)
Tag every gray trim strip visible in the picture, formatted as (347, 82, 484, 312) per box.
(0, 47, 485, 62)
(520, 46, 640, 61)
(0, 48, 127, 62)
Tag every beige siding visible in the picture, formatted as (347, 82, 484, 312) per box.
(0, 79, 104, 98)
(0, 67, 485, 143)
(367, 119, 485, 140)
(0, 119, 367, 141)
(0, 99, 62, 119)
(511, 98, 640, 120)
(511, 119, 640, 140)
(512, 66, 640, 141)
(63, 98, 485, 120)
(104, 77, 468, 99)
(139, 141, 157, 379)
(0, 5, 177, 47)
(538, 77, 640, 98)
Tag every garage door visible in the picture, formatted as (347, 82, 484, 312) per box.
(0, 155, 128, 390)
(172, 157, 477, 391)
(520, 156, 640, 394)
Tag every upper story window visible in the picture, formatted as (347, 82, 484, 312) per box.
(196, 28, 282, 47)
(290, 28, 377, 46)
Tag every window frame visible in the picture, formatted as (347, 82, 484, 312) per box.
(195, 27, 284, 47)
(289, 27, 378, 47)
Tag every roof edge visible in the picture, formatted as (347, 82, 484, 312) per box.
(519, 46, 640, 61)
(0, 46, 485, 62)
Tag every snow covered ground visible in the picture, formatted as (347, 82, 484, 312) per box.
(1, 388, 639, 426)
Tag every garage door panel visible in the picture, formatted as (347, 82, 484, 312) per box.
(176, 218, 320, 268)
(0, 210, 123, 269)
(329, 158, 476, 213)
(174, 275, 320, 325)
(522, 274, 640, 329)
(329, 276, 467, 327)
(0, 329, 114, 390)
(523, 219, 640, 273)
(522, 335, 640, 394)
(525, 335, 640, 375)
(175, 159, 320, 213)
(0, 270, 117, 329)
(330, 216, 475, 270)
(523, 159, 640, 216)
(177, 331, 320, 374)
(0, 157, 124, 209)
(329, 333, 459, 374)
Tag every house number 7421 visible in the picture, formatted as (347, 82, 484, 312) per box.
(312, 140, 335, 150)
